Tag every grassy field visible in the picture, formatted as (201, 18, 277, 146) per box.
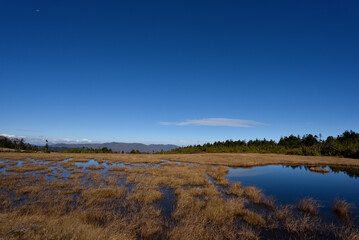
(0, 152, 358, 239)
(1, 152, 359, 167)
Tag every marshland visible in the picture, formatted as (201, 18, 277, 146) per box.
(0, 152, 358, 239)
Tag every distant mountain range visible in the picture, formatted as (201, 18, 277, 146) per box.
(48, 142, 178, 153)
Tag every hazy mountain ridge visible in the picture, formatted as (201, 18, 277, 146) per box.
(48, 142, 178, 153)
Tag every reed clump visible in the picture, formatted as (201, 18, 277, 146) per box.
(82, 187, 126, 206)
(227, 182, 244, 197)
(87, 165, 105, 170)
(49, 181, 71, 188)
(206, 166, 230, 186)
(238, 225, 260, 240)
(7, 165, 46, 173)
(297, 198, 321, 215)
(127, 184, 163, 204)
(332, 200, 355, 217)
(239, 209, 266, 226)
(16, 186, 42, 195)
(243, 186, 263, 204)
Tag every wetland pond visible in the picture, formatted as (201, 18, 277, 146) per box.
(227, 165, 359, 223)
(0, 157, 358, 239)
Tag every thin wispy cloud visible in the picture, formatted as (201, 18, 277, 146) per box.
(159, 118, 265, 128)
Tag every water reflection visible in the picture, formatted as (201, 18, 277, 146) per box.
(227, 165, 359, 220)
(330, 166, 359, 179)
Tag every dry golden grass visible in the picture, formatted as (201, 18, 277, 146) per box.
(202, 197, 243, 222)
(238, 225, 260, 240)
(6, 165, 46, 173)
(173, 189, 206, 219)
(49, 181, 72, 188)
(0, 213, 134, 240)
(243, 186, 263, 204)
(227, 182, 244, 197)
(263, 196, 276, 209)
(82, 187, 126, 206)
(106, 176, 117, 185)
(334, 225, 359, 240)
(283, 214, 320, 235)
(239, 209, 266, 226)
(206, 166, 229, 186)
(16, 186, 42, 195)
(87, 165, 105, 170)
(1, 153, 358, 239)
(169, 212, 238, 240)
(127, 184, 163, 204)
(332, 200, 355, 217)
(125, 165, 209, 188)
(179, 185, 220, 198)
(2, 152, 359, 167)
(297, 198, 321, 215)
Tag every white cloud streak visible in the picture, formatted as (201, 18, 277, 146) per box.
(159, 118, 265, 128)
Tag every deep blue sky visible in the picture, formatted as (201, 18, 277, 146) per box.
(1, 0, 358, 145)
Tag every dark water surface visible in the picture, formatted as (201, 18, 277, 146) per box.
(227, 165, 359, 222)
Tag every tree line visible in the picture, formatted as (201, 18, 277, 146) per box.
(166, 130, 359, 159)
(0, 136, 39, 152)
(63, 147, 113, 153)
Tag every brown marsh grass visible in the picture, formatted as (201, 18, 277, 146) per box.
(6, 165, 46, 173)
(206, 166, 230, 186)
(227, 182, 244, 197)
(297, 198, 321, 215)
(0, 153, 358, 239)
(333, 200, 355, 218)
(243, 186, 263, 204)
(2, 152, 359, 167)
(127, 184, 163, 204)
(87, 164, 105, 170)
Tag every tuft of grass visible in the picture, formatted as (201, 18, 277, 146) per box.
(182, 185, 219, 197)
(239, 209, 266, 226)
(283, 214, 320, 235)
(297, 198, 321, 215)
(263, 196, 276, 209)
(87, 165, 105, 170)
(332, 200, 355, 217)
(243, 186, 262, 204)
(227, 182, 243, 197)
(275, 205, 292, 221)
(82, 187, 126, 206)
(127, 184, 163, 204)
(49, 181, 71, 188)
(206, 166, 229, 186)
(16, 186, 42, 195)
(238, 225, 260, 240)
(7, 165, 46, 173)
(333, 225, 359, 240)
(0, 213, 131, 240)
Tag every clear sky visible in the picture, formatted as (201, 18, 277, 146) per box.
(1, 0, 358, 145)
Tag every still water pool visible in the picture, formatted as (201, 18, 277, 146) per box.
(227, 165, 359, 221)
